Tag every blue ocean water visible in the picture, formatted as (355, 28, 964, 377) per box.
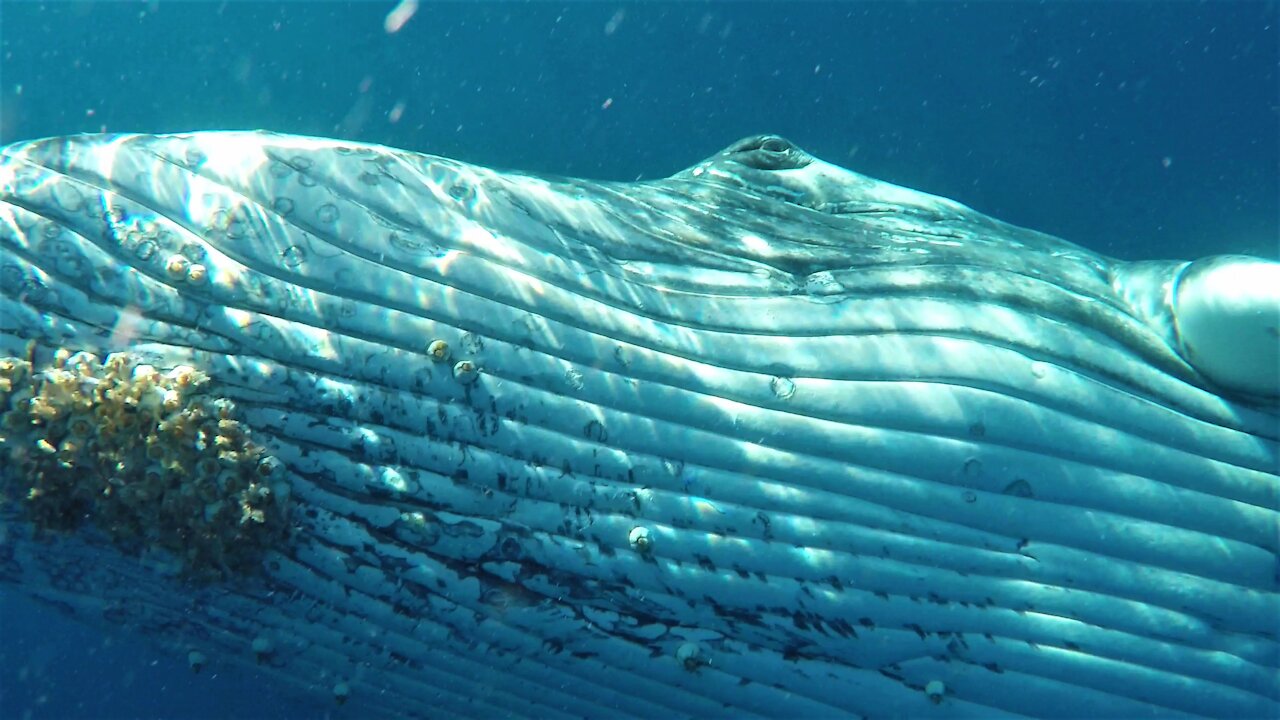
(0, 2, 1275, 718)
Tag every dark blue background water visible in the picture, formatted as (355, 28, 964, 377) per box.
(0, 2, 1276, 718)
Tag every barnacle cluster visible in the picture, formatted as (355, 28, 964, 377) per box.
(0, 350, 291, 580)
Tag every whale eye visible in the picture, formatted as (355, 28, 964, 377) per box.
(760, 137, 791, 154)
(727, 135, 810, 171)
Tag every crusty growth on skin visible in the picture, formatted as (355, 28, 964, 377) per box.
(0, 350, 290, 580)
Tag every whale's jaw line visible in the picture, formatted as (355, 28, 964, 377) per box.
(0, 131, 1276, 718)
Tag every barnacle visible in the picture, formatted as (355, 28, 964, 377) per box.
(426, 339, 450, 363)
(333, 681, 351, 706)
(185, 263, 209, 285)
(0, 350, 291, 581)
(676, 642, 705, 671)
(628, 525, 652, 553)
(164, 254, 190, 279)
(925, 679, 946, 704)
(452, 359, 479, 384)
(251, 635, 274, 664)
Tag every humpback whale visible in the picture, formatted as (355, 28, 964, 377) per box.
(0, 132, 1276, 718)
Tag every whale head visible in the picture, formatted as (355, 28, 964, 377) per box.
(0, 132, 1276, 717)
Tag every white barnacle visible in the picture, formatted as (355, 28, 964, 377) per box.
(427, 339, 451, 363)
(925, 679, 946, 704)
(165, 254, 191, 280)
(332, 680, 351, 705)
(256, 456, 282, 478)
(185, 263, 209, 285)
(628, 526, 652, 554)
(676, 641, 704, 671)
(251, 635, 274, 664)
(452, 359, 479, 384)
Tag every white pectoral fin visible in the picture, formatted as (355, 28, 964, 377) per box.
(1173, 255, 1280, 398)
